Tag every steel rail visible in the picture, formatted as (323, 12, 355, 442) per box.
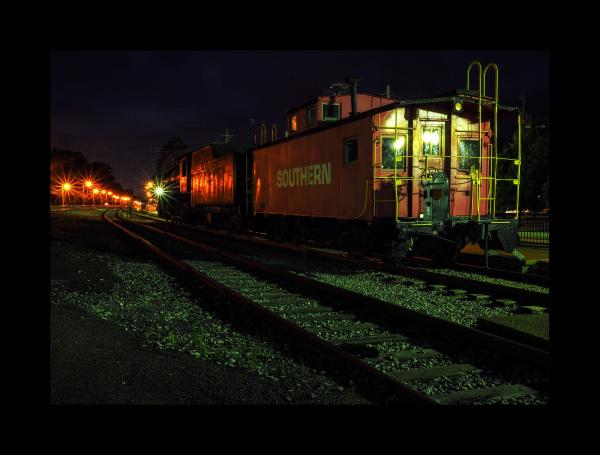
(136, 211, 549, 307)
(103, 209, 438, 405)
(123, 212, 549, 370)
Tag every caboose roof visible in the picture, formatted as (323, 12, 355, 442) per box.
(285, 91, 399, 114)
(254, 93, 519, 152)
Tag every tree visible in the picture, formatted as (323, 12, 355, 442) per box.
(50, 147, 127, 204)
(495, 117, 549, 212)
(155, 137, 188, 179)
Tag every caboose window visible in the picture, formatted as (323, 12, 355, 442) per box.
(290, 114, 298, 132)
(344, 137, 358, 164)
(382, 136, 406, 170)
(307, 106, 315, 127)
(422, 126, 442, 156)
(323, 103, 340, 121)
(458, 139, 480, 171)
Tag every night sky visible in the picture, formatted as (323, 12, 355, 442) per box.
(50, 50, 549, 193)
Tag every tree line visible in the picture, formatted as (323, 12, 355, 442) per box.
(50, 148, 131, 204)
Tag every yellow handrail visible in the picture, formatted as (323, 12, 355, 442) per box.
(515, 112, 522, 220)
(484, 63, 499, 217)
(466, 61, 483, 221)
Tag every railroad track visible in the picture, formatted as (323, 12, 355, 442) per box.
(105, 209, 549, 405)
(136, 211, 549, 310)
(136, 211, 548, 288)
(402, 255, 548, 288)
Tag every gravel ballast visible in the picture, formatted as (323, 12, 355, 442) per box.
(50, 211, 371, 405)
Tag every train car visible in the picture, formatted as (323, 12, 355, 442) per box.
(156, 150, 193, 220)
(251, 62, 523, 263)
(173, 142, 255, 227)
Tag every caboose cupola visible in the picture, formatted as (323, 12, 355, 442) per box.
(285, 80, 397, 136)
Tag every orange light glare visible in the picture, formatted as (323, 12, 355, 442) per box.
(62, 183, 71, 191)
(101, 190, 106, 194)
(85, 180, 93, 188)
(108, 191, 113, 195)
(93, 188, 99, 194)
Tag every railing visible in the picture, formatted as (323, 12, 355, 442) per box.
(517, 214, 549, 245)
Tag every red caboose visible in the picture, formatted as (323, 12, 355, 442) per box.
(252, 64, 522, 262)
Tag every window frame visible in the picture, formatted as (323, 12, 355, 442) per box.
(421, 125, 443, 157)
(343, 136, 359, 165)
(290, 114, 298, 132)
(322, 102, 341, 121)
(381, 134, 408, 171)
(457, 136, 481, 172)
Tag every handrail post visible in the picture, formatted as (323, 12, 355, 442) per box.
(466, 61, 482, 220)
(484, 63, 499, 218)
(515, 112, 522, 220)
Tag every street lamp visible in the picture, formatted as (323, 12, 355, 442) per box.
(84, 180, 93, 205)
(61, 182, 72, 206)
(93, 188, 99, 205)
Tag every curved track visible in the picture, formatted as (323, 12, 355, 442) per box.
(104, 209, 549, 405)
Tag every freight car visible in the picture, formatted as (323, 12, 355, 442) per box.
(166, 62, 524, 264)
(158, 142, 254, 227)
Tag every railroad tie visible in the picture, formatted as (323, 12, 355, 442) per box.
(447, 289, 468, 297)
(279, 306, 337, 315)
(518, 306, 547, 314)
(469, 293, 491, 302)
(366, 348, 441, 364)
(390, 363, 481, 382)
(309, 322, 378, 334)
(261, 297, 313, 308)
(429, 284, 447, 292)
(434, 384, 537, 405)
(332, 334, 408, 346)
(290, 313, 357, 322)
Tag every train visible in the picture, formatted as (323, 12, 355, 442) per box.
(156, 61, 524, 264)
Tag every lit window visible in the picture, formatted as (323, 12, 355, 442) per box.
(458, 139, 480, 171)
(290, 115, 298, 132)
(344, 137, 358, 164)
(382, 136, 406, 169)
(307, 106, 315, 127)
(323, 103, 340, 121)
(422, 126, 442, 156)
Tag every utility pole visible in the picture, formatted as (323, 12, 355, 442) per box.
(220, 128, 234, 144)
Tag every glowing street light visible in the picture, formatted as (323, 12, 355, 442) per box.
(153, 186, 165, 197)
(61, 182, 72, 206)
(82, 179, 94, 205)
